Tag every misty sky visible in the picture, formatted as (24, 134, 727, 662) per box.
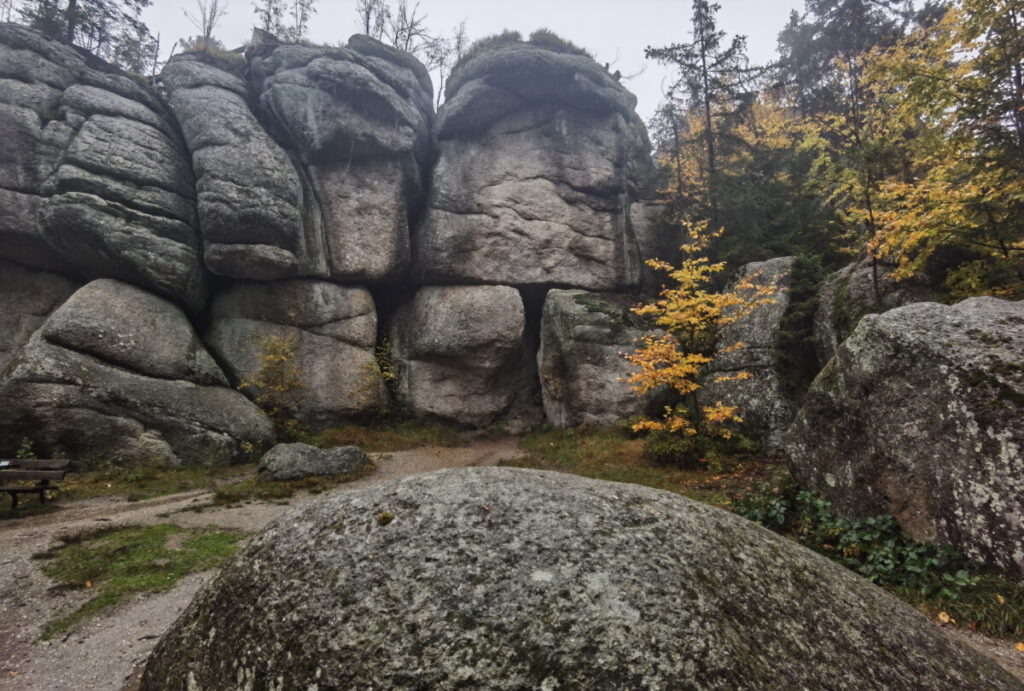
(142, 0, 806, 122)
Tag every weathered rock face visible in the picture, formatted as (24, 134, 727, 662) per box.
(0, 23, 205, 310)
(416, 41, 656, 290)
(699, 257, 795, 450)
(538, 289, 656, 427)
(257, 443, 372, 482)
(204, 280, 384, 429)
(0, 260, 78, 372)
(786, 297, 1024, 575)
(163, 36, 432, 284)
(814, 257, 939, 365)
(390, 286, 526, 426)
(142, 467, 1015, 690)
(0, 280, 273, 467)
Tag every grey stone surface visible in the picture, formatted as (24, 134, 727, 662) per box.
(0, 280, 272, 468)
(0, 260, 79, 372)
(538, 289, 657, 427)
(699, 257, 795, 451)
(141, 467, 1017, 690)
(205, 280, 385, 428)
(417, 41, 656, 290)
(257, 442, 371, 482)
(786, 297, 1024, 575)
(391, 286, 525, 427)
(161, 54, 312, 281)
(0, 24, 204, 308)
(43, 279, 226, 386)
(814, 257, 940, 365)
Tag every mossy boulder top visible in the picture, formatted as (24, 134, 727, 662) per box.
(142, 467, 1014, 689)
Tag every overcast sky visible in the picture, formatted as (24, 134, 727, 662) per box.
(143, 0, 806, 122)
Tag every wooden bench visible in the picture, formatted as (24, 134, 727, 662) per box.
(0, 459, 72, 509)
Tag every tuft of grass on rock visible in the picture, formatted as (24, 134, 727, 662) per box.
(312, 420, 461, 453)
(37, 524, 243, 640)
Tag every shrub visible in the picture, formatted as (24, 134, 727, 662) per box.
(527, 28, 592, 58)
(239, 333, 307, 441)
(454, 30, 522, 70)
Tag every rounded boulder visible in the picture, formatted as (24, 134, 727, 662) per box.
(142, 468, 1016, 689)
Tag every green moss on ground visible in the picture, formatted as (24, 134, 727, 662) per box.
(36, 524, 243, 639)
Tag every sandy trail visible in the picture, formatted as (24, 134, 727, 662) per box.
(0, 438, 523, 690)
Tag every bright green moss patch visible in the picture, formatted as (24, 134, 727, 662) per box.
(37, 524, 243, 640)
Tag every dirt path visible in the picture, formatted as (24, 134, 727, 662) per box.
(0, 438, 522, 690)
(1, 436, 1021, 689)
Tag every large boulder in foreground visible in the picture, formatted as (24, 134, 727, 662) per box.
(204, 280, 385, 428)
(787, 297, 1024, 575)
(142, 468, 1015, 689)
(416, 38, 656, 290)
(390, 285, 526, 427)
(0, 24, 205, 308)
(698, 257, 795, 451)
(538, 289, 656, 427)
(0, 280, 273, 467)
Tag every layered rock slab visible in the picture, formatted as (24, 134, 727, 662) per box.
(417, 42, 656, 290)
(699, 257, 795, 450)
(390, 285, 525, 427)
(0, 280, 272, 467)
(0, 24, 204, 309)
(142, 467, 1016, 690)
(205, 280, 385, 428)
(786, 297, 1024, 575)
(538, 289, 656, 427)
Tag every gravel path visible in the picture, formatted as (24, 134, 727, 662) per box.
(1, 436, 1021, 689)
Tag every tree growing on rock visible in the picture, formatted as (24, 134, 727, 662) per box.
(626, 220, 778, 443)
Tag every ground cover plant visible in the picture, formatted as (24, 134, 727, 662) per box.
(35, 524, 243, 640)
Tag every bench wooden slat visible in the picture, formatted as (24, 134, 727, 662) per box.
(0, 470, 67, 481)
(0, 459, 71, 470)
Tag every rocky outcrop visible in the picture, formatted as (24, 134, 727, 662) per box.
(0, 23, 205, 309)
(699, 257, 795, 450)
(538, 289, 656, 427)
(204, 280, 385, 429)
(786, 297, 1024, 575)
(814, 257, 939, 365)
(0, 260, 78, 372)
(0, 280, 273, 468)
(142, 467, 1015, 690)
(163, 36, 432, 284)
(416, 39, 656, 290)
(257, 443, 372, 482)
(390, 286, 526, 426)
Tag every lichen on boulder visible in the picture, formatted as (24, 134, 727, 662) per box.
(142, 468, 1016, 689)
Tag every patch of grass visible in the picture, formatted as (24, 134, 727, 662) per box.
(59, 464, 252, 502)
(312, 420, 461, 453)
(734, 485, 1024, 639)
(211, 463, 376, 506)
(454, 29, 522, 70)
(510, 426, 781, 507)
(37, 524, 243, 639)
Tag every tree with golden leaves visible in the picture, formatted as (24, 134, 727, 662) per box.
(626, 219, 778, 440)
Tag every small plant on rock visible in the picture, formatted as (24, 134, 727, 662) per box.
(239, 333, 307, 441)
